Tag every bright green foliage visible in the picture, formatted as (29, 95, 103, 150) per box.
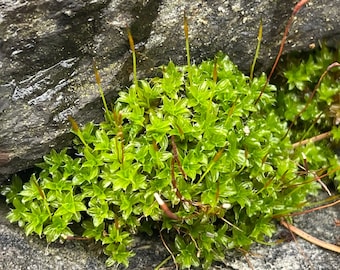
(277, 45, 340, 191)
(2, 49, 339, 269)
(278, 46, 340, 125)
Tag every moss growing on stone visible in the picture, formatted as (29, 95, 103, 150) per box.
(2, 42, 340, 268)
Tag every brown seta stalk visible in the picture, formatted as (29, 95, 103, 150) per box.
(255, 0, 310, 105)
(281, 219, 340, 253)
(285, 62, 340, 139)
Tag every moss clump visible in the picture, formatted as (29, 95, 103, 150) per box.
(2, 45, 340, 268)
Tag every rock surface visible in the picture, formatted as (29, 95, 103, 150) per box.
(0, 191, 339, 269)
(0, 0, 340, 181)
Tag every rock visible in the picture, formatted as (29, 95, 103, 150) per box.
(0, 0, 339, 181)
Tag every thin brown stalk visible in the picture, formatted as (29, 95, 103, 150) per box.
(284, 62, 340, 139)
(171, 157, 184, 201)
(255, 0, 310, 105)
(65, 236, 91, 241)
(237, 248, 255, 270)
(292, 125, 331, 149)
(317, 165, 340, 181)
(154, 193, 179, 220)
(159, 229, 178, 270)
(280, 220, 340, 253)
(296, 152, 332, 195)
(171, 136, 187, 179)
(313, 171, 332, 196)
(295, 199, 340, 217)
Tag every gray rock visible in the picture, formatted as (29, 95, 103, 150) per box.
(0, 0, 340, 181)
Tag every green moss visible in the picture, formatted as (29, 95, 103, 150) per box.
(277, 45, 340, 190)
(2, 45, 340, 269)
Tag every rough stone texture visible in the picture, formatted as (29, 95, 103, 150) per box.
(0, 191, 339, 269)
(0, 0, 340, 181)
